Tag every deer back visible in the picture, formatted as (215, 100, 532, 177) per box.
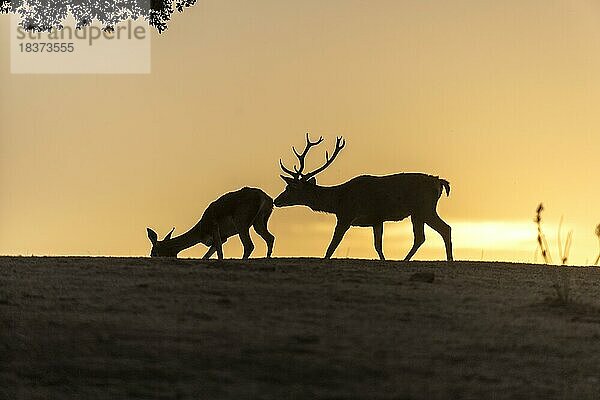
(329, 173, 447, 224)
(199, 187, 273, 239)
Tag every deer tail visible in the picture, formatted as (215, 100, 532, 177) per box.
(440, 179, 450, 196)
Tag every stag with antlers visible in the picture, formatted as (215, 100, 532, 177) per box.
(275, 134, 453, 261)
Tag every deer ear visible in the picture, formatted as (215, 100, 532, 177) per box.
(147, 228, 158, 244)
(280, 175, 296, 185)
(164, 227, 175, 241)
(307, 177, 317, 185)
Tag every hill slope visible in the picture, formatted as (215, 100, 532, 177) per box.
(2, 257, 600, 399)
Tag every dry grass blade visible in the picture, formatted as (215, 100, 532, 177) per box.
(557, 216, 573, 265)
(534, 204, 575, 265)
(563, 230, 573, 265)
(534, 203, 552, 264)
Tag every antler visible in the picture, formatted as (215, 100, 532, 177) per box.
(280, 133, 324, 179)
(303, 136, 345, 181)
(279, 134, 345, 181)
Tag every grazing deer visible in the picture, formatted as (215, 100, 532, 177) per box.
(147, 187, 275, 260)
(275, 134, 453, 261)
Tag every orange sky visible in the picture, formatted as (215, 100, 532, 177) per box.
(1, 1, 599, 263)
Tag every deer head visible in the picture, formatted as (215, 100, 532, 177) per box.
(274, 133, 345, 207)
(146, 227, 178, 257)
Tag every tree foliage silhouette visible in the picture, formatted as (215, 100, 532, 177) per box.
(0, 0, 197, 33)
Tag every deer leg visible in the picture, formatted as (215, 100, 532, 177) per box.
(325, 220, 351, 259)
(253, 220, 275, 258)
(238, 229, 255, 259)
(202, 245, 217, 259)
(373, 223, 385, 261)
(404, 217, 425, 261)
(425, 213, 453, 261)
(212, 225, 224, 260)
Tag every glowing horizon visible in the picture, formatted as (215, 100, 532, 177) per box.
(2, 216, 593, 266)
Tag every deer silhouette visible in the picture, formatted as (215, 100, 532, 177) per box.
(274, 134, 453, 261)
(147, 187, 274, 259)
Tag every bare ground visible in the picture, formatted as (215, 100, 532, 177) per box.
(2, 257, 600, 399)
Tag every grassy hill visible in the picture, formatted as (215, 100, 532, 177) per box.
(2, 257, 600, 399)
